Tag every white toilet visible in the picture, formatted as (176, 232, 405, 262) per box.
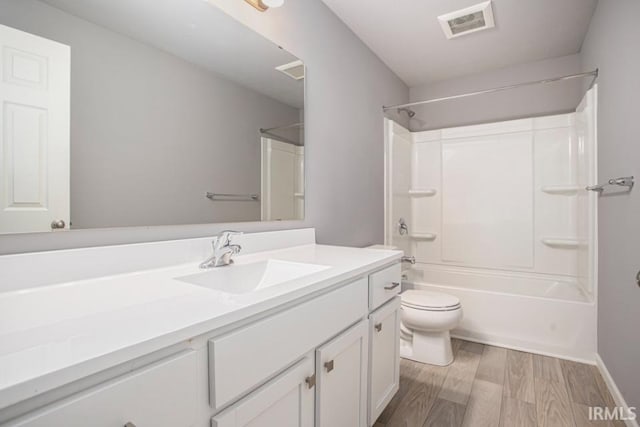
(400, 290, 463, 366)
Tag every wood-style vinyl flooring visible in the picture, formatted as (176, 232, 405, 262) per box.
(375, 339, 624, 427)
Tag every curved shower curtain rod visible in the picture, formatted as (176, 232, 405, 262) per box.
(383, 69, 599, 112)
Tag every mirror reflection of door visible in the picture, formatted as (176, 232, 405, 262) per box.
(261, 138, 304, 221)
(0, 24, 70, 233)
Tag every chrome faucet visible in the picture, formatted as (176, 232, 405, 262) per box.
(200, 231, 243, 269)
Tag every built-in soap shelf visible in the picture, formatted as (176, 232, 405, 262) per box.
(410, 232, 437, 241)
(408, 189, 437, 197)
(540, 185, 580, 195)
(541, 238, 581, 249)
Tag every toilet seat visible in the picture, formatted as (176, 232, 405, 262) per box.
(401, 290, 461, 312)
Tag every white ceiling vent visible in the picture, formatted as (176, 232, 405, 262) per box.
(275, 60, 305, 80)
(438, 1, 495, 39)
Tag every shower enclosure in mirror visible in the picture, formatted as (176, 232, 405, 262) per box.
(0, 0, 305, 234)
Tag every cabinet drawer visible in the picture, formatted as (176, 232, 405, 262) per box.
(12, 351, 197, 427)
(212, 356, 314, 427)
(368, 263, 401, 310)
(368, 297, 401, 425)
(209, 278, 368, 411)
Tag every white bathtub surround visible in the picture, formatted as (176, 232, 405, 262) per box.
(404, 266, 596, 362)
(385, 87, 598, 362)
(0, 229, 403, 426)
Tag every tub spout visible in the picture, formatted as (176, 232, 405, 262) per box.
(402, 256, 416, 264)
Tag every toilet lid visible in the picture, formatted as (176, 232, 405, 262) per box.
(401, 290, 460, 310)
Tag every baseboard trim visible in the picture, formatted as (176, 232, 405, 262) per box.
(595, 354, 639, 427)
(451, 331, 595, 365)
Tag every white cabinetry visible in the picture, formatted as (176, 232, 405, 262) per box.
(368, 263, 401, 310)
(212, 356, 315, 427)
(5, 261, 402, 427)
(368, 297, 401, 425)
(208, 277, 368, 411)
(316, 320, 369, 427)
(11, 351, 197, 427)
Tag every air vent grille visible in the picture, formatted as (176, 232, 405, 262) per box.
(448, 12, 486, 35)
(275, 60, 305, 80)
(438, 1, 495, 39)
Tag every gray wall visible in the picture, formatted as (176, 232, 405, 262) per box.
(408, 54, 584, 131)
(581, 0, 640, 409)
(0, 0, 300, 229)
(0, 0, 409, 254)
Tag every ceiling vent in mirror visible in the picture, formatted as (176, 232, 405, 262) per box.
(438, 1, 495, 39)
(275, 60, 305, 80)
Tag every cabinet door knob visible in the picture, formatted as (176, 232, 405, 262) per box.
(324, 360, 334, 373)
(375, 323, 383, 332)
(384, 282, 400, 290)
(305, 373, 316, 389)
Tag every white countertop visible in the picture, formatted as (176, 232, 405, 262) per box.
(0, 243, 401, 409)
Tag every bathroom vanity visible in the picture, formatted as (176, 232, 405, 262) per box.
(0, 229, 402, 427)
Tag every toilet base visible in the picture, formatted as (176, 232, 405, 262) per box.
(400, 329, 454, 366)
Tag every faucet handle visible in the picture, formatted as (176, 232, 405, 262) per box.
(217, 230, 243, 247)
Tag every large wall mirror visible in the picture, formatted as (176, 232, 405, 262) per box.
(0, 0, 305, 234)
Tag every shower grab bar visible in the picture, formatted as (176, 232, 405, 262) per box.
(541, 238, 580, 249)
(409, 232, 437, 241)
(206, 192, 260, 201)
(586, 176, 634, 193)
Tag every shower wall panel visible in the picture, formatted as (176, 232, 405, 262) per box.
(441, 133, 534, 269)
(409, 113, 586, 279)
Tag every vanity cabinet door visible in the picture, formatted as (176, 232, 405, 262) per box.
(368, 297, 401, 426)
(211, 356, 315, 427)
(11, 351, 197, 427)
(316, 320, 369, 427)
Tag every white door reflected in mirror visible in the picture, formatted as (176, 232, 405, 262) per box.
(0, 24, 70, 234)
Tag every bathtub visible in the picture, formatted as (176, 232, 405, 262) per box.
(403, 265, 597, 363)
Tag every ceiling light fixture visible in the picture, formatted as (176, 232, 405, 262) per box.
(244, 0, 284, 12)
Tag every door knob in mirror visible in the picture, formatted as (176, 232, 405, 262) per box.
(50, 219, 66, 230)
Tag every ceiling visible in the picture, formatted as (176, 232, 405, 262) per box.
(321, 0, 598, 87)
(42, 0, 304, 108)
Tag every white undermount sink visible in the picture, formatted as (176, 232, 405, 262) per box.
(175, 259, 330, 294)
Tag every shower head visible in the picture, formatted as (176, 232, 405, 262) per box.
(398, 107, 416, 118)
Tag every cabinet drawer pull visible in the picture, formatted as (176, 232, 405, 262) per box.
(305, 374, 316, 389)
(384, 282, 400, 291)
(375, 323, 382, 332)
(324, 360, 334, 373)
(124, 423, 137, 427)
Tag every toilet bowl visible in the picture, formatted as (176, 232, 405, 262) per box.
(400, 290, 462, 366)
